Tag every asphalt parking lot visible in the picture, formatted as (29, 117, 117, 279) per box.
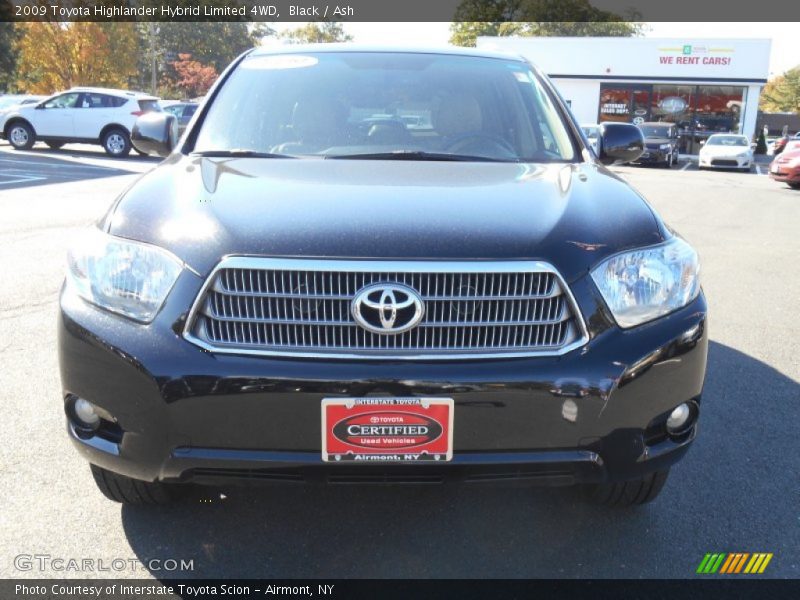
(0, 143, 797, 580)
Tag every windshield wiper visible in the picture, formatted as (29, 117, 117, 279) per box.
(324, 151, 518, 162)
(190, 149, 296, 159)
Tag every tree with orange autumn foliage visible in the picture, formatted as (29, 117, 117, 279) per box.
(15, 22, 139, 94)
(170, 54, 218, 99)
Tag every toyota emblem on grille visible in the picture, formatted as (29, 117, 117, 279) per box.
(352, 283, 425, 334)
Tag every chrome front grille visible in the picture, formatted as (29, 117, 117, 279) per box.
(183, 259, 588, 359)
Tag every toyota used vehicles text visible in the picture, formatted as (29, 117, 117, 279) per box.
(59, 46, 707, 508)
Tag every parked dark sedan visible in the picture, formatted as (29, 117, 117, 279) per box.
(160, 101, 199, 136)
(632, 122, 680, 167)
(59, 46, 706, 508)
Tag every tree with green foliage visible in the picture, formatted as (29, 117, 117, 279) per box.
(449, 0, 644, 47)
(134, 1, 268, 94)
(759, 67, 800, 114)
(0, 22, 21, 92)
(280, 22, 353, 44)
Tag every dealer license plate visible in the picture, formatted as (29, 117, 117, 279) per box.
(321, 397, 453, 463)
(771, 164, 781, 174)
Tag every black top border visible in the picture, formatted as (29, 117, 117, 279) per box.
(2, 0, 800, 22)
(3, 578, 800, 600)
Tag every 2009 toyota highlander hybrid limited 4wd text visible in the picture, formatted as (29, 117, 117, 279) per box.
(59, 46, 707, 508)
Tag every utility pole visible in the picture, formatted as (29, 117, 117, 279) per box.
(148, 23, 158, 96)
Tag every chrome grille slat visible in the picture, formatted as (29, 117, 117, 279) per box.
(183, 259, 588, 360)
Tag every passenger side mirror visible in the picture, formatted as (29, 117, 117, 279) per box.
(598, 122, 644, 165)
(131, 112, 178, 157)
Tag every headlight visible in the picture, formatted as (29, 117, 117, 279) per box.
(659, 144, 671, 150)
(789, 157, 800, 168)
(67, 228, 183, 323)
(590, 237, 700, 328)
(737, 152, 750, 158)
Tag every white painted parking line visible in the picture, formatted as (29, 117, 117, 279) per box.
(0, 157, 121, 171)
(755, 165, 763, 176)
(0, 174, 46, 186)
(680, 161, 691, 171)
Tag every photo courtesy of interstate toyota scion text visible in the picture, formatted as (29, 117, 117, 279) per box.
(59, 45, 707, 507)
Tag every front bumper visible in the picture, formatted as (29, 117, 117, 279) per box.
(769, 164, 800, 183)
(632, 148, 670, 165)
(699, 155, 751, 169)
(59, 272, 708, 487)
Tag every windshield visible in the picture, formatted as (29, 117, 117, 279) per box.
(193, 52, 578, 162)
(640, 125, 673, 138)
(707, 135, 748, 146)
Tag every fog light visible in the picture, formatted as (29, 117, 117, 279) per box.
(73, 397, 100, 429)
(666, 403, 691, 433)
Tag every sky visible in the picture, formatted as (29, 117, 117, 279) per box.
(270, 22, 799, 78)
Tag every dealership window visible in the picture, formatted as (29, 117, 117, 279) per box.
(599, 84, 652, 125)
(695, 85, 745, 134)
(599, 82, 747, 154)
(598, 85, 633, 123)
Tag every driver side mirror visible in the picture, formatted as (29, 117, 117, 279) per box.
(131, 112, 178, 158)
(598, 122, 644, 165)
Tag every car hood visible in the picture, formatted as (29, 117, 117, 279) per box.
(0, 103, 36, 123)
(105, 156, 666, 281)
(775, 149, 800, 162)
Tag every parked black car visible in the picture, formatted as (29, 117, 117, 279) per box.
(60, 46, 706, 508)
(632, 122, 680, 167)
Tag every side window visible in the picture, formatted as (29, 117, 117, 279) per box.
(44, 93, 81, 109)
(80, 93, 110, 108)
(538, 118, 557, 152)
(164, 105, 181, 117)
(107, 96, 127, 108)
(184, 105, 198, 118)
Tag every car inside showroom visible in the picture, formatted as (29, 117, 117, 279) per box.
(477, 37, 770, 154)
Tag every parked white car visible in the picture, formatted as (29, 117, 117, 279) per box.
(698, 134, 753, 172)
(0, 87, 161, 156)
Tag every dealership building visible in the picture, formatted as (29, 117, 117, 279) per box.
(476, 37, 771, 154)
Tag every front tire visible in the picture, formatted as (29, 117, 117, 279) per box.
(90, 464, 180, 505)
(101, 128, 131, 157)
(583, 469, 670, 507)
(7, 121, 35, 150)
(788, 182, 800, 190)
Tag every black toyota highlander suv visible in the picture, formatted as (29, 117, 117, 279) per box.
(59, 46, 707, 507)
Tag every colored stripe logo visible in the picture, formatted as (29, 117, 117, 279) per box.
(696, 553, 773, 574)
